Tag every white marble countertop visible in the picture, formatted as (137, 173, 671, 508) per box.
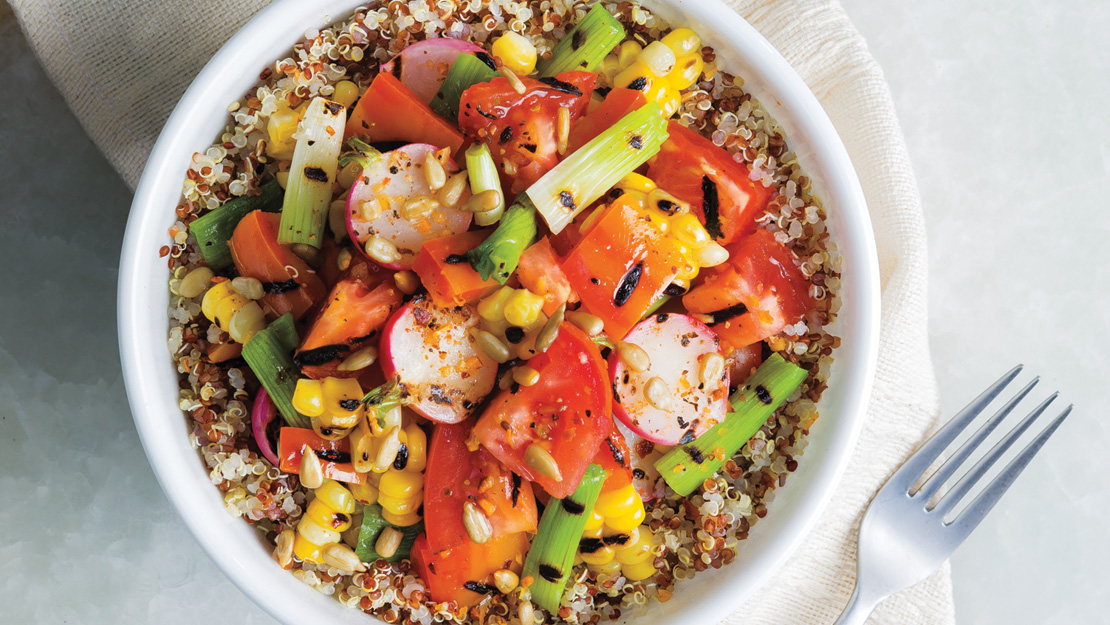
(1, 1, 1105, 623)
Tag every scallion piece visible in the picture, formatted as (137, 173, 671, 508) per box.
(654, 354, 809, 496)
(337, 137, 382, 172)
(242, 313, 309, 428)
(536, 4, 625, 77)
(187, 180, 283, 270)
(465, 143, 505, 226)
(522, 464, 606, 613)
(277, 97, 347, 248)
(354, 504, 424, 562)
(527, 103, 668, 234)
(430, 52, 499, 121)
(465, 197, 539, 283)
(360, 381, 404, 428)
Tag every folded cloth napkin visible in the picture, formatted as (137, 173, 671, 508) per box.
(10, 0, 954, 622)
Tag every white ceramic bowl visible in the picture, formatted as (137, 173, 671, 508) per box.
(118, 1, 880, 623)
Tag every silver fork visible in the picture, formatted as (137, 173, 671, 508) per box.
(834, 365, 1072, 625)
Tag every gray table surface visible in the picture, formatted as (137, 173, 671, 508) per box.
(1, 1, 1106, 623)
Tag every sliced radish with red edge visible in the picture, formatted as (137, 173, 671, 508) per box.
(380, 298, 497, 423)
(609, 313, 729, 445)
(347, 144, 471, 270)
(380, 39, 485, 104)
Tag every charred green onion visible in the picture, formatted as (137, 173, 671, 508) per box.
(277, 97, 346, 248)
(537, 4, 625, 77)
(242, 313, 309, 428)
(466, 197, 539, 283)
(187, 180, 283, 270)
(354, 504, 424, 562)
(431, 52, 500, 120)
(528, 103, 668, 234)
(465, 143, 505, 226)
(521, 464, 605, 612)
(654, 354, 808, 495)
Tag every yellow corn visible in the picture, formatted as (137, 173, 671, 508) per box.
(374, 426, 426, 527)
(579, 484, 658, 580)
(293, 479, 358, 564)
(306, 498, 353, 533)
(292, 532, 324, 564)
(595, 484, 644, 521)
(403, 424, 428, 472)
(201, 281, 266, 344)
(292, 377, 364, 440)
(600, 28, 704, 117)
(379, 469, 423, 500)
(491, 32, 537, 76)
(266, 102, 303, 160)
(613, 526, 656, 580)
(478, 286, 515, 321)
(348, 476, 380, 506)
(503, 288, 545, 327)
(584, 510, 605, 532)
(315, 479, 357, 514)
(332, 80, 360, 109)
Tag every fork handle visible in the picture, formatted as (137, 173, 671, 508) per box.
(833, 583, 882, 625)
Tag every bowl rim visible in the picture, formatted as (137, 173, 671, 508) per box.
(117, 1, 880, 623)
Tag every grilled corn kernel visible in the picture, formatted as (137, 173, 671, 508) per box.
(605, 501, 646, 533)
(404, 423, 427, 472)
(297, 515, 341, 546)
(661, 28, 702, 57)
(601, 28, 703, 116)
(332, 80, 360, 109)
(583, 510, 605, 531)
(503, 288, 545, 327)
(580, 544, 616, 565)
(478, 286, 515, 321)
(315, 479, 357, 514)
(306, 498, 353, 533)
(640, 41, 677, 76)
(348, 478, 379, 505)
(382, 508, 422, 527)
(379, 469, 423, 500)
(378, 492, 421, 515)
(292, 533, 324, 564)
(491, 31, 537, 76)
(622, 556, 657, 581)
(594, 484, 641, 520)
(323, 377, 363, 419)
(614, 526, 653, 565)
(617, 172, 656, 195)
(266, 102, 302, 160)
(201, 281, 265, 344)
(292, 380, 325, 416)
(617, 41, 642, 67)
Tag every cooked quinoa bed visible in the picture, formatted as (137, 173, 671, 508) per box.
(163, 2, 842, 623)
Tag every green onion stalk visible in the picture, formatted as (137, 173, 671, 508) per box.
(188, 180, 283, 270)
(537, 4, 625, 77)
(242, 313, 310, 428)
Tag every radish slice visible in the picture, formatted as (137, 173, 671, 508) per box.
(609, 313, 730, 445)
(251, 388, 282, 466)
(614, 420, 667, 502)
(380, 38, 485, 104)
(380, 298, 497, 423)
(346, 144, 472, 270)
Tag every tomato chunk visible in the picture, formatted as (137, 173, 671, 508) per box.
(294, 279, 402, 379)
(424, 422, 538, 554)
(229, 211, 326, 320)
(560, 197, 682, 340)
(411, 531, 529, 607)
(345, 72, 465, 154)
(277, 427, 364, 484)
(458, 71, 595, 192)
(412, 230, 501, 308)
(473, 323, 612, 498)
(593, 435, 634, 494)
(648, 122, 776, 245)
(564, 88, 646, 155)
(683, 229, 814, 349)
(515, 237, 575, 316)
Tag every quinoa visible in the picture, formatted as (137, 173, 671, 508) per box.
(163, 2, 841, 623)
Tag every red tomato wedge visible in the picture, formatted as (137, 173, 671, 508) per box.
(560, 197, 683, 340)
(515, 237, 575, 316)
(564, 88, 646, 155)
(727, 342, 764, 385)
(647, 122, 776, 246)
(411, 531, 529, 607)
(593, 434, 634, 494)
(294, 279, 402, 379)
(424, 422, 538, 554)
(228, 211, 326, 320)
(683, 229, 814, 349)
(458, 71, 595, 192)
(277, 427, 365, 485)
(411, 229, 501, 308)
(345, 72, 466, 154)
(473, 323, 612, 499)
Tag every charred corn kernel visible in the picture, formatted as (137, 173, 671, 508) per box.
(315, 479, 357, 514)
(297, 515, 341, 546)
(294, 377, 364, 438)
(266, 102, 303, 160)
(491, 31, 537, 76)
(332, 80, 360, 109)
(379, 469, 423, 500)
(595, 483, 643, 521)
(382, 508, 423, 527)
(580, 544, 616, 566)
(403, 423, 427, 472)
(600, 28, 704, 116)
(292, 533, 324, 564)
(201, 281, 266, 343)
(503, 288, 545, 327)
(306, 498, 353, 533)
(348, 477, 379, 505)
(478, 286, 514, 321)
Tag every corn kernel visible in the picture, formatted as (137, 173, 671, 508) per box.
(315, 479, 357, 514)
(404, 424, 428, 472)
(661, 28, 702, 57)
(292, 533, 324, 564)
(292, 379, 326, 417)
(622, 556, 657, 581)
(382, 508, 422, 527)
(640, 41, 677, 76)
(378, 492, 421, 515)
(503, 289, 545, 327)
(332, 80, 360, 109)
(323, 377, 364, 418)
(584, 510, 605, 531)
(491, 32, 538, 76)
(348, 479, 379, 506)
(306, 498, 353, 533)
(580, 545, 616, 565)
(297, 515, 341, 546)
(617, 172, 656, 195)
(617, 41, 642, 67)
(604, 501, 646, 533)
(380, 469, 423, 500)
(478, 286, 515, 322)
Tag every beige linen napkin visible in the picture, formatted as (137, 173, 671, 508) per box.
(10, 0, 953, 622)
